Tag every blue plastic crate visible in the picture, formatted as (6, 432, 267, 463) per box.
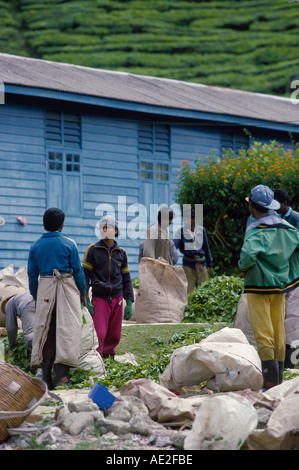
(88, 382, 116, 410)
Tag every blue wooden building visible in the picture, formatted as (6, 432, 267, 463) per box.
(0, 53, 298, 279)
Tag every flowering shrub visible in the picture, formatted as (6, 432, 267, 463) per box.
(175, 141, 299, 273)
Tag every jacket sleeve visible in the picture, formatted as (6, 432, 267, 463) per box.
(82, 244, 94, 291)
(121, 251, 134, 302)
(28, 246, 39, 300)
(202, 228, 213, 267)
(238, 232, 265, 272)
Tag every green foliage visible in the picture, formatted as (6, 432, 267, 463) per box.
(0, 0, 299, 95)
(182, 275, 244, 323)
(5, 325, 217, 390)
(175, 141, 299, 273)
(3, 333, 35, 372)
(100, 325, 216, 389)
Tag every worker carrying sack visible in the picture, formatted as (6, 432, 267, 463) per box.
(135, 257, 188, 323)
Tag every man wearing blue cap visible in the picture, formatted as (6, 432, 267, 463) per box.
(238, 185, 299, 391)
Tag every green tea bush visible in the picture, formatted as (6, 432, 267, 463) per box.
(175, 141, 299, 273)
(1, 0, 299, 96)
(182, 275, 244, 323)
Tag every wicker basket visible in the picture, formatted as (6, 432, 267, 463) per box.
(0, 362, 47, 443)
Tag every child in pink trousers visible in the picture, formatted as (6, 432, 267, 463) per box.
(83, 216, 134, 359)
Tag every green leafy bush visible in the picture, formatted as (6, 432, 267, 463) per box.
(1, 1, 299, 95)
(182, 275, 244, 323)
(175, 141, 299, 273)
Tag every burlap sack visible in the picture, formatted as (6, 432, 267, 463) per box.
(248, 376, 299, 450)
(285, 286, 299, 346)
(120, 378, 204, 426)
(0, 265, 28, 326)
(159, 327, 263, 392)
(135, 257, 188, 323)
(233, 293, 257, 349)
(31, 271, 83, 368)
(77, 306, 106, 379)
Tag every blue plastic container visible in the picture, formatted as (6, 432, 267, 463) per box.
(88, 382, 116, 410)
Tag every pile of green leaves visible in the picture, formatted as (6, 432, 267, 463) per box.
(4, 325, 217, 390)
(99, 325, 215, 390)
(182, 275, 244, 324)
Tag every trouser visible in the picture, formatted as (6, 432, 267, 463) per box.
(183, 265, 208, 294)
(21, 300, 35, 350)
(247, 293, 286, 362)
(92, 296, 123, 356)
(42, 303, 56, 362)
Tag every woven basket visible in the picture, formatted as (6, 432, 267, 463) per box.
(0, 362, 47, 443)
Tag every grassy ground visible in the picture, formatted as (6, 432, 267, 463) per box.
(117, 322, 225, 361)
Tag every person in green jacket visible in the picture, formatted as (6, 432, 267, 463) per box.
(238, 184, 299, 391)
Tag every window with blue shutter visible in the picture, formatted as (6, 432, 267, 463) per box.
(138, 123, 171, 217)
(46, 111, 82, 216)
(221, 130, 249, 154)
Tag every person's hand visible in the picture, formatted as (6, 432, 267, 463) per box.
(124, 299, 133, 320)
(240, 271, 247, 278)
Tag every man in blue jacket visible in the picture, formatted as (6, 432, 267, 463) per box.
(28, 208, 86, 389)
(174, 208, 214, 294)
(274, 188, 299, 229)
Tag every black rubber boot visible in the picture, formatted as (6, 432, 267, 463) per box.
(261, 359, 279, 391)
(278, 361, 284, 384)
(42, 359, 54, 390)
(55, 363, 72, 387)
(284, 345, 296, 369)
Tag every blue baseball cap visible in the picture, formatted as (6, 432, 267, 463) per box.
(247, 185, 280, 210)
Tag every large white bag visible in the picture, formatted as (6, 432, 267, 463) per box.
(248, 376, 299, 450)
(0, 264, 29, 326)
(135, 257, 187, 323)
(284, 286, 299, 346)
(184, 393, 258, 450)
(159, 327, 263, 392)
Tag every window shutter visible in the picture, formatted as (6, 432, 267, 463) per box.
(46, 111, 62, 146)
(63, 113, 81, 149)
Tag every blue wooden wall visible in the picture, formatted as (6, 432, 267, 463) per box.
(1, 99, 289, 281)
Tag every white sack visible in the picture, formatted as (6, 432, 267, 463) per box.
(135, 257, 187, 324)
(248, 376, 299, 450)
(0, 264, 29, 290)
(77, 307, 106, 379)
(184, 393, 258, 450)
(285, 286, 299, 346)
(233, 293, 257, 349)
(120, 378, 204, 426)
(159, 327, 263, 392)
(31, 271, 83, 368)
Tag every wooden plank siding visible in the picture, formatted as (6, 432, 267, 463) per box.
(0, 104, 46, 267)
(0, 101, 226, 280)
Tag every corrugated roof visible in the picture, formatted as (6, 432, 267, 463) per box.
(0, 52, 298, 126)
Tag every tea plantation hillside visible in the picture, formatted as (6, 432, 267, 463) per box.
(1, 0, 299, 96)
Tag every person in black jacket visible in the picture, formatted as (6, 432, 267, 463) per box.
(83, 215, 134, 359)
